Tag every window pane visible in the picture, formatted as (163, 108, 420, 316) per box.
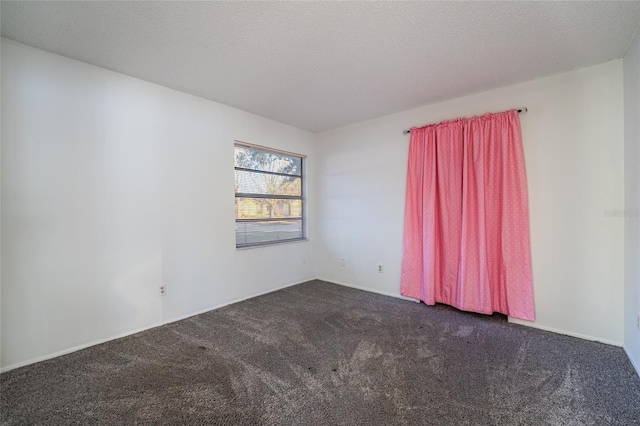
(234, 145, 302, 176)
(236, 198, 302, 219)
(235, 170, 301, 196)
(235, 220, 303, 246)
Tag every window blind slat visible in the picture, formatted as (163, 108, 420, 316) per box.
(235, 197, 302, 220)
(235, 220, 303, 246)
(235, 170, 301, 196)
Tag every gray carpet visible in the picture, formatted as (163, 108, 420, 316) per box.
(2, 280, 639, 425)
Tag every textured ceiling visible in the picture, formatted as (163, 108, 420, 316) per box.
(2, 1, 640, 132)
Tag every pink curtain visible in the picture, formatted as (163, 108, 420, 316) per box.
(400, 110, 534, 321)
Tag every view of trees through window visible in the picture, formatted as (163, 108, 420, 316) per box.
(234, 143, 304, 247)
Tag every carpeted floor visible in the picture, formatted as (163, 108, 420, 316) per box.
(2, 280, 640, 425)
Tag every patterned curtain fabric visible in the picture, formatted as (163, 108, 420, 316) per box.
(401, 110, 535, 321)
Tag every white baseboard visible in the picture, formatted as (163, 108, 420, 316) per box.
(1, 322, 165, 374)
(160, 277, 315, 326)
(624, 345, 640, 377)
(0, 277, 314, 373)
(329, 282, 637, 375)
(319, 278, 420, 303)
(326, 280, 624, 348)
(4, 276, 630, 374)
(507, 317, 622, 347)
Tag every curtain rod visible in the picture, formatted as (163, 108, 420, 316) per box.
(402, 107, 528, 135)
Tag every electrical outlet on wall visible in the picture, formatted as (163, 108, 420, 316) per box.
(340, 258, 346, 267)
(160, 285, 166, 296)
(377, 264, 384, 273)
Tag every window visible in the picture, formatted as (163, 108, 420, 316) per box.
(234, 142, 305, 248)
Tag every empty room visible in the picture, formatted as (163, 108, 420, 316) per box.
(2, 1, 640, 424)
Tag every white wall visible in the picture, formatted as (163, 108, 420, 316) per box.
(0, 39, 316, 370)
(316, 60, 625, 345)
(624, 28, 640, 373)
(0, 36, 631, 371)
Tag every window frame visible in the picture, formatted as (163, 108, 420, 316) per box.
(234, 141, 306, 249)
